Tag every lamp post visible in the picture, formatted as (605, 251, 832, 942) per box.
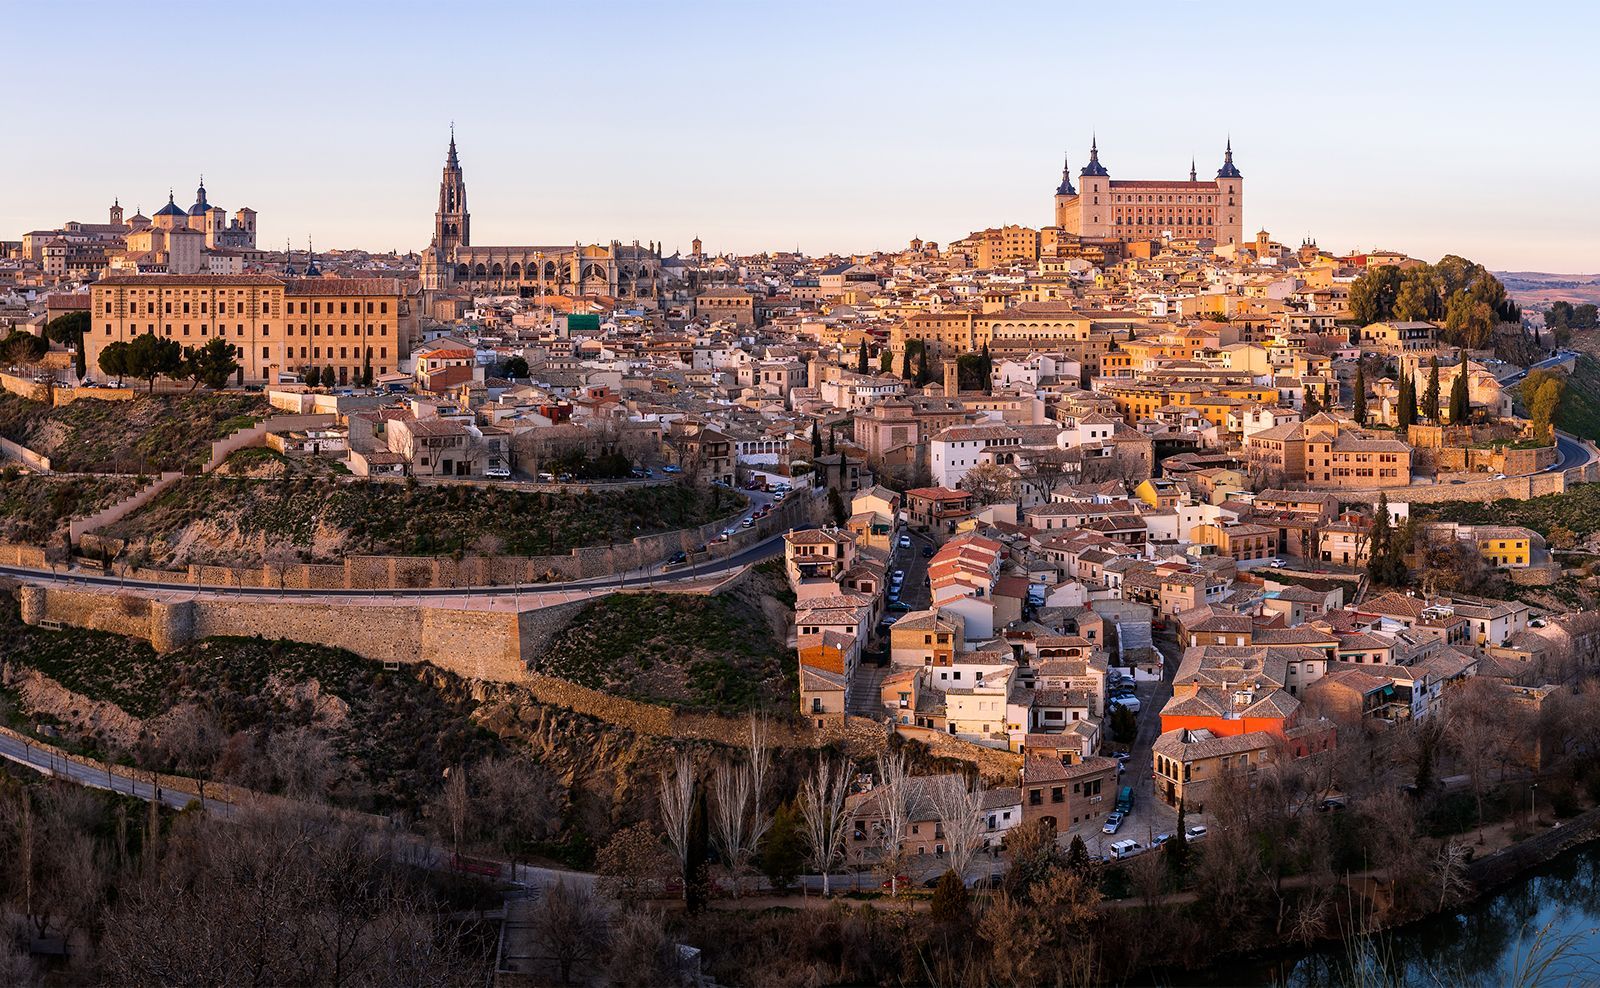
(1531, 782, 1539, 822)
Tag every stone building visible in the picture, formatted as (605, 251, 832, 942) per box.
(419, 130, 663, 299)
(89, 273, 418, 386)
(1051, 138, 1244, 246)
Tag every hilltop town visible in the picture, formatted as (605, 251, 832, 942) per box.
(3, 135, 1600, 985)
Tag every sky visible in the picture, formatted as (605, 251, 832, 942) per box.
(6, 0, 1599, 272)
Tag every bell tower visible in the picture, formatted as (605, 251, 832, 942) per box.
(433, 125, 470, 252)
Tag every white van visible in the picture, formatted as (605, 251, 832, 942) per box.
(1109, 839, 1143, 860)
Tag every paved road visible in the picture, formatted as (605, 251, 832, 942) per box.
(0, 730, 234, 817)
(1550, 432, 1590, 473)
(0, 529, 788, 604)
(1499, 349, 1577, 386)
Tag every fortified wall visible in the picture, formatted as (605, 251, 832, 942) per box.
(16, 584, 593, 683)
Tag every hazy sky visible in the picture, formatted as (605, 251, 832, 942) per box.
(6, 0, 1598, 271)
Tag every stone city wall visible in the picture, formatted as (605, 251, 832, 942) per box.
(0, 542, 50, 567)
(17, 583, 586, 684)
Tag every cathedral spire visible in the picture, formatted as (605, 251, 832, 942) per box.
(447, 123, 459, 169)
(1190, 158, 1197, 182)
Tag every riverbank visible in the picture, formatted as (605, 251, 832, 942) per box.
(1147, 805, 1600, 986)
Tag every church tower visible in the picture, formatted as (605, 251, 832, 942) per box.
(434, 126, 470, 252)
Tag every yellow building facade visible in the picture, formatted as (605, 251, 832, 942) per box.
(89, 274, 415, 386)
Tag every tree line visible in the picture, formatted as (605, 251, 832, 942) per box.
(1349, 256, 1520, 349)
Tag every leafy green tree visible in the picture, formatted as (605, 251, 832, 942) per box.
(184, 337, 241, 390)
(756, 802, 806, 893)
(1352, 363, 1367, 424)
(1110, 704, 1136, 744)
(502, 355, 529, 378)
(1349, 265, 1401, 324)
(1448, 352, 1471, 423)
(930, 870, 970, 924)
(1444, 292, 1494, 350)
(97, 339, 131, 383)
(1424, 355, 1441, 420)
(879, 347, 893, 374)
(2, 330, 47, 363)
(1367, 492, 1408, 586)
(322, 364, 336, 388)
(1531, 377, 1564, 440)
(302, 365, 320, 387)
(45, 311, 89, 377)
(124, 332, 184, 392)
(1393, 268, 1441, 321)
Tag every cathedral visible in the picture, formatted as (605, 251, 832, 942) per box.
(419, 130, 663, 300)
(1052, 138, 1243, 246)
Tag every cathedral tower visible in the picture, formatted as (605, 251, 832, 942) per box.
(1052, 152, 1076, 228)
(434, 126, 470, 252)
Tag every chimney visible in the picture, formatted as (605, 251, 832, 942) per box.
(943, 358, 959, 398)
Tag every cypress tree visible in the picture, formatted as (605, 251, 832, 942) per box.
(1449, 350, 1470, 422)
(1353, 363, 1367, 424)
(981, 343, 993, 395)
(900, 344, 911, 379)
(1424, 355, 1441, 421)
(1396, 374, 1413, 429)
(810, 420, 822, 457)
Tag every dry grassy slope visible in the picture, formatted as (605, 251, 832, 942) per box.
(532, 561, 798, 715)
(99, 475, 743, 568)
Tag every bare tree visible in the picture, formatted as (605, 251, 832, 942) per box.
(528, 879, 612, 986)
(958, 462, 1014, 506)
(798, 757, 854, 896)
(874, 752, 913, 895)
(928, 773, 988, 880)
(473, 755, 567, 877)
(709, 716, 772, 896)
(438, 764, 470, 855)
(659, 752, 697, 892)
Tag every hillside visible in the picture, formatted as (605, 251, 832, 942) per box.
(533, 560, 797, 714)
(0, 597, 497, 813)
(99, 474, 743, 567)
(0, 471, 136, 544)
(0, 391, 268, 473)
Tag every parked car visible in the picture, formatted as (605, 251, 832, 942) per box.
(661, 465, 682, 474)
(898, 534, 911, 548)
(1102, 812, 1124, 835)
(1152, 833, 1171, 847)
(666, 551, 687, 566)
(879, 875, 910, 891)
(889, 600, 913, 612)
(484, 467, 511, 479)
(891, 570, 905, 583)
(1268, 557, 1285, 568)
(920, 545, 934, 558)
(1109, 696, 1141, 714)
(741, 517, 755, 528)
(1185, 825, 1208, 841)
(773, 492, 786, 502)
(1109, 838, 1143, 860)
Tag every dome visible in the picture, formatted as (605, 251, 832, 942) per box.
(154, 194, 186, 218)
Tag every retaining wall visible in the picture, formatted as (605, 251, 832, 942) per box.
(17, 583, 586, 683)
(70, 471, 182, 543)
(0, 435, 51, 472)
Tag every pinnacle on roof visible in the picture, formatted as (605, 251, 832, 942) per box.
(1080, 134, 1109, 178)
(446, 124, 459, 169)
(1056, 151, 1077, 195)
(1217, 138, 1242, 179)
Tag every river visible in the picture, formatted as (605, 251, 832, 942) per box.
(1177, 840, 1600, 986)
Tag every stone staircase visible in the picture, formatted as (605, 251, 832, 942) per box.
(848, 663, 890, 719)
